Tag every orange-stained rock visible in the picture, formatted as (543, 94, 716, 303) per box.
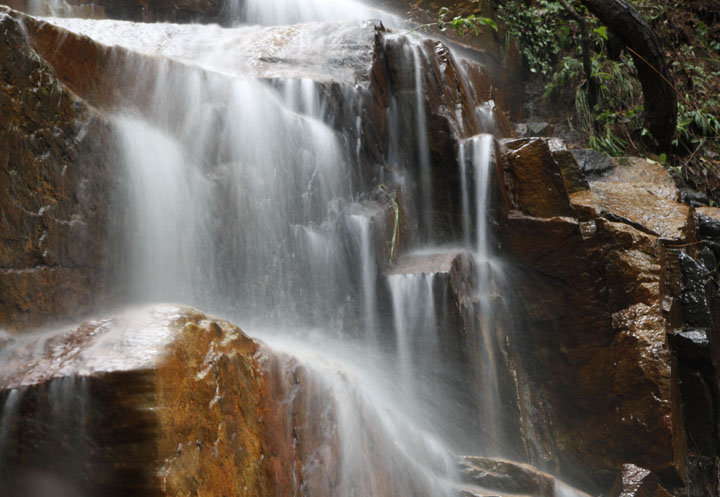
(0, 9, 115, 330)
(570, 183, 691, 240)
(0, 305, 339, 497)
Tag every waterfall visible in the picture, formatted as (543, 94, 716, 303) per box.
(0, 2, 596, 496)
(229, 0, 403, 26)
(347, 213, 378, 341)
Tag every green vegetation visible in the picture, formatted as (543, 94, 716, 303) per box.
(475, 0, 719, 199)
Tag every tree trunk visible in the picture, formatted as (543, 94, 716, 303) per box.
(581, 0, 677, 151)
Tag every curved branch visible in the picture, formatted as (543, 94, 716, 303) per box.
(581, 0, 677, 151)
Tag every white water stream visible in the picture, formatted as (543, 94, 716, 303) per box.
(0, 1, 594, 496)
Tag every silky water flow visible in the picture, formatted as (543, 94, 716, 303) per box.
(0, 1, 594, 496)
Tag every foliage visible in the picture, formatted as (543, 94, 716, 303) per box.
(494, 0, 720, 199)
(497, 0, 568, 75)
(437, 7, 498, 37)
(407, 7, 497, 38)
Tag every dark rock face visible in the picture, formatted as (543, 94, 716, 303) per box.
(497, 138, 691, 492)
(0, 11, 116, 330)
(572, 148, 614, 177)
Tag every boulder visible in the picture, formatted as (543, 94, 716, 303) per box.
(0, 305, 337, 497)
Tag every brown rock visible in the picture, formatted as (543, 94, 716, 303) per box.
(0, 10, 115, 330)
(570, 183, 691, 240)
(498, 138, 575, 218)
(0, 306, 337, 497)
(601, 158, 679, 196)
(496, 139, 689, 491)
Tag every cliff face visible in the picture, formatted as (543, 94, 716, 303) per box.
(497, 139, 720, 495)
(0, 11, 116, 330)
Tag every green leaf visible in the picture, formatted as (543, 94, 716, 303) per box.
(593, 26, 608, 40)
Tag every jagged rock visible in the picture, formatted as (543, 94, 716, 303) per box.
(498, 138, 575, 218)
(496, 138, 688, 492)
(458, 456, 555, 497)
(0, 305, 346, 497)
(610, 464, 674, 497)
(0, 10, 115, 330)
(548, 139, 590, 194)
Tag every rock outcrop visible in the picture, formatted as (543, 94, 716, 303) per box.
(497, 138, 697, 493)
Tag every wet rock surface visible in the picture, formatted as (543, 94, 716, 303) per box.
(0, 10, 116, 330)
(0, 306, 339, 497)
(2, 0, 226, 23)
(611, 464, 674, 497)
(497, 137, 692, 492)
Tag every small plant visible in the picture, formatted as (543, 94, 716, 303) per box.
(437, 7, 498, 37)
(405, 7, 497, 38)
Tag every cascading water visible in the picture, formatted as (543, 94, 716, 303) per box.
(0, 2, 596, 496)
(227, 0, 403, 26)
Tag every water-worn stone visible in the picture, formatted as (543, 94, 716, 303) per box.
(0, 306, 340, 497)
